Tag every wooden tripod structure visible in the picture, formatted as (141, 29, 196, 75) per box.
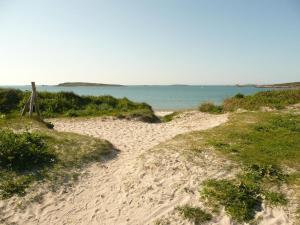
(21, 82, 42, 119)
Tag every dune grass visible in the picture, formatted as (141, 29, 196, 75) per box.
(200, 112, 300, 222)
(176, 205, 212, 225)
(0, 116, 114, 199)
(0, 88, 159, 122)
(223, 89, 300, 111)
(204, 112, 300, 169)
(161, 112, 180, 122)
(199, 89, 300, 113)
(202, 179, 262, 223)
(168, 110, 300, 222)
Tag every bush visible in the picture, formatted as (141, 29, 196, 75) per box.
(234, 93, 244, 98)
(176, 205, 212, 224)
(199, 102, 223, 114)
(0, 130, 56, 171)
(0, 89, 24, 113)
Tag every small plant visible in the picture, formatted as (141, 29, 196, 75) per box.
(264, 191, 288, 206)
(202, 179, 262, 223)
(245, 164, 286, 182)
(199, 102, 223, 114)
(0, 173, 33, 198)
(154, 217, 170, 225)
(176, 205, 212, 225)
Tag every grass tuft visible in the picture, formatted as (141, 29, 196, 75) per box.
(264, 191, 288, 206)
(176, 205, 212, 225)
(202, 179, 262, 223)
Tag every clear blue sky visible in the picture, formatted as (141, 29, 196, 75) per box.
(0, 0, 299, 85)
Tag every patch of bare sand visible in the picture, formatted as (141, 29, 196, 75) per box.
(0, 111, 293, 225)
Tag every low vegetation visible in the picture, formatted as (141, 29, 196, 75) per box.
(176, 205, 212, 225)
(223, 89, 300, 111)
(0, 88, 24, 114)
(201, 163, 289, 222)
(202, 179, 262, 223)
(198, 102, 223, 114)
(0, 130, 55, 171)
(206, 112, 300, 169)
(0, 88, 159, 122)
(199, 89, 300, 113)
(0, 117, 114, 199)
(161, 112, 179, 122)
(174, 110, 300, 223)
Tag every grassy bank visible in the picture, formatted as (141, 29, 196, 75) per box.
(175, 111, 300, 223)
(0, 88, 159, 122)
(0, 116, 114, 199)
(199, 89, 300, 113)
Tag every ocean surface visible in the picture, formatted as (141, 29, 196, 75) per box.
(2, 85, 271, 110)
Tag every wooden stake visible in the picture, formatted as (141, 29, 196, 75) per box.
(21, 82, 42, 119)
(21, 97, 30, 116)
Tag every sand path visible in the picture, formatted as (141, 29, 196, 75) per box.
(42, 112, 227, 225)
(2, 111, 226, 225)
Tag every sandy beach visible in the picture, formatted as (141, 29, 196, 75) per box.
(0, 111, 292, 225)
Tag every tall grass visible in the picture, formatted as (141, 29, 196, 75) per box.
(0, 89, 159, 122)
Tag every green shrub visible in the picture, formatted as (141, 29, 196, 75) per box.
(199, 102, 223, 114)
(0, 89, 24, 113)
(234, 93, 245, 99)
(202, 179, 262, 222)
(0, 130, 56, 171)
(176, 205, 212, 224)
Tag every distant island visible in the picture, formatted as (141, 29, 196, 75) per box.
(57, 82, 124, 87)
(236, 82, 300, 89)
(256, 82, 300, 89)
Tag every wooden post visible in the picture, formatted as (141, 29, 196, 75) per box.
(21, 82, 42, 119)
(21, 97, 30, 116)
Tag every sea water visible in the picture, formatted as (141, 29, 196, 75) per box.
(2, 85, 270, 110)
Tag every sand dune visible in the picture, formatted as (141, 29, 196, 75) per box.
(0, 111, 292, 225)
